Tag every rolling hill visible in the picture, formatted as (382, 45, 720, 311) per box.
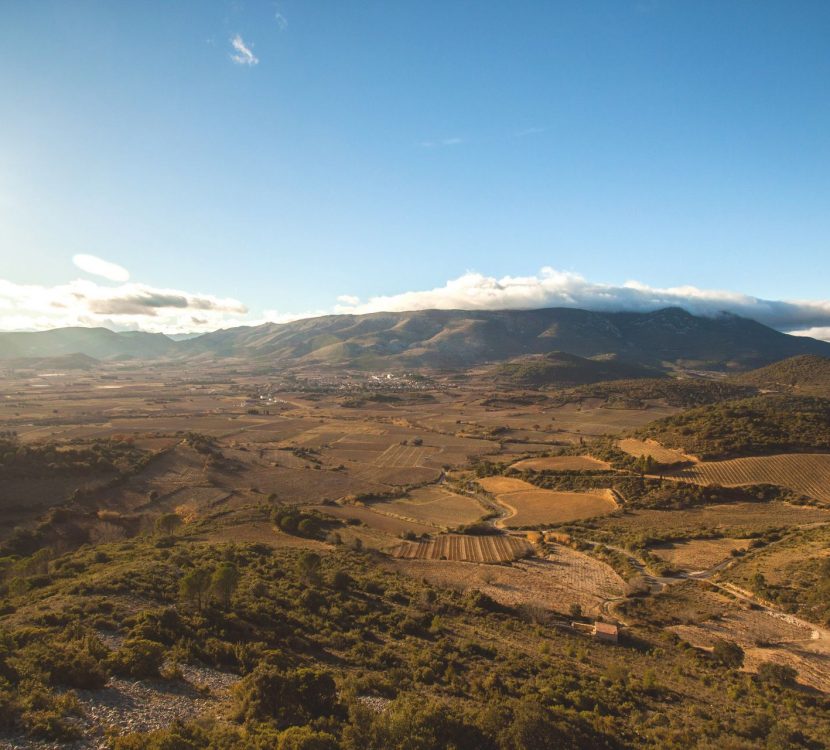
(494, 351, 663, 387)
(0, 327, 178, 360)
(730, 354, 830, 397)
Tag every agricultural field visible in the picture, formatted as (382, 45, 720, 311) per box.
(392, 544, 626, 616)
(371, 486, 486, 529)
(477, 476, 617, 527)
(577, 501, 830, 542)
(510, 455, 611, 472)
(4, 356, 830, 748)
(665, 452, 830, 502)
(650, 537, 750, 572)
(618, 438, 695, 464)
(389, 533, 532, 562)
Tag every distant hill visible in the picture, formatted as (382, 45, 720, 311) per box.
(0, 327, 177, 361)
(730, 354, 830, 397)
(494, 352, 663, 387)
(3, 308, 830, 369)
(1, 353, 99, 371)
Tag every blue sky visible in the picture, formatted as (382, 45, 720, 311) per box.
(1, 1, 829, 335)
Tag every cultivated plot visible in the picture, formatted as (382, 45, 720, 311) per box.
(510, 455, 611, 472)
(390, 533, 532, 562)
(666, 453, 830, 502)
(373, 486, 486, 529)
(650, 537, 750, 572)
(393, 545, 625, 616)
(618, 438, 696, 464)
(477, 476, 617, 527)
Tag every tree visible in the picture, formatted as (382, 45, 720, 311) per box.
(297, 552, 322, 586)
(179, 567, 212, 610)
(211, 563, 240, 609)
(155, 512, 182, 538)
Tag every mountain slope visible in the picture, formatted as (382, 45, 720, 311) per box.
(185, 307, 830, 370)
(3, 308, 829, 369)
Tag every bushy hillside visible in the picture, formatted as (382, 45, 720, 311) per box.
(731, 355, 830, 397)
(1, 530, 827, 748)
(494, 352, 663, 388)
(547, 378, 757, 408)
(635, 395, 830, 459)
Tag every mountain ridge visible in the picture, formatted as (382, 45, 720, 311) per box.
(2, 307, 829, 370)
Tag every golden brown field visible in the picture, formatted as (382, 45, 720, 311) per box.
(372, 486, 486, 529)
(618, 437, 696, 464)
(510, 455, 611, 472)
(650, 537, 750, 571)
(476, 476, 617, 527)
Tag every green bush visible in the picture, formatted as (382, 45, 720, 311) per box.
(108, 638, 165, 679)
(277, 726, 339, 750)
(233, 665, 338, 728)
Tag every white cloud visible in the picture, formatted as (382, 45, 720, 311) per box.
(72, 254, 130, 282)
(789, 326, 830, 341)
(331, 267, 830, 340)
(0, 278, 248, 334)
(230, 34, 259, 66)
(4, 264, 830, 342)
(275, 12, 288, 30)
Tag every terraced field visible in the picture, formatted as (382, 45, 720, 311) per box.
(390, 533, 533, 562)
(666, 453, 830, 502)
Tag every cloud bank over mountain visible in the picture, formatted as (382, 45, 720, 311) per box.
(2, 264, 829, 340)
(332, 267, 830, 339)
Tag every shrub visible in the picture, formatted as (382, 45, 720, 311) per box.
(712, 639, 744, 669)
(757, 662, 798, 687)
(108, 638, 165, 679)
(233, 665, 338, 728)
(277, 726, 339, 750)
